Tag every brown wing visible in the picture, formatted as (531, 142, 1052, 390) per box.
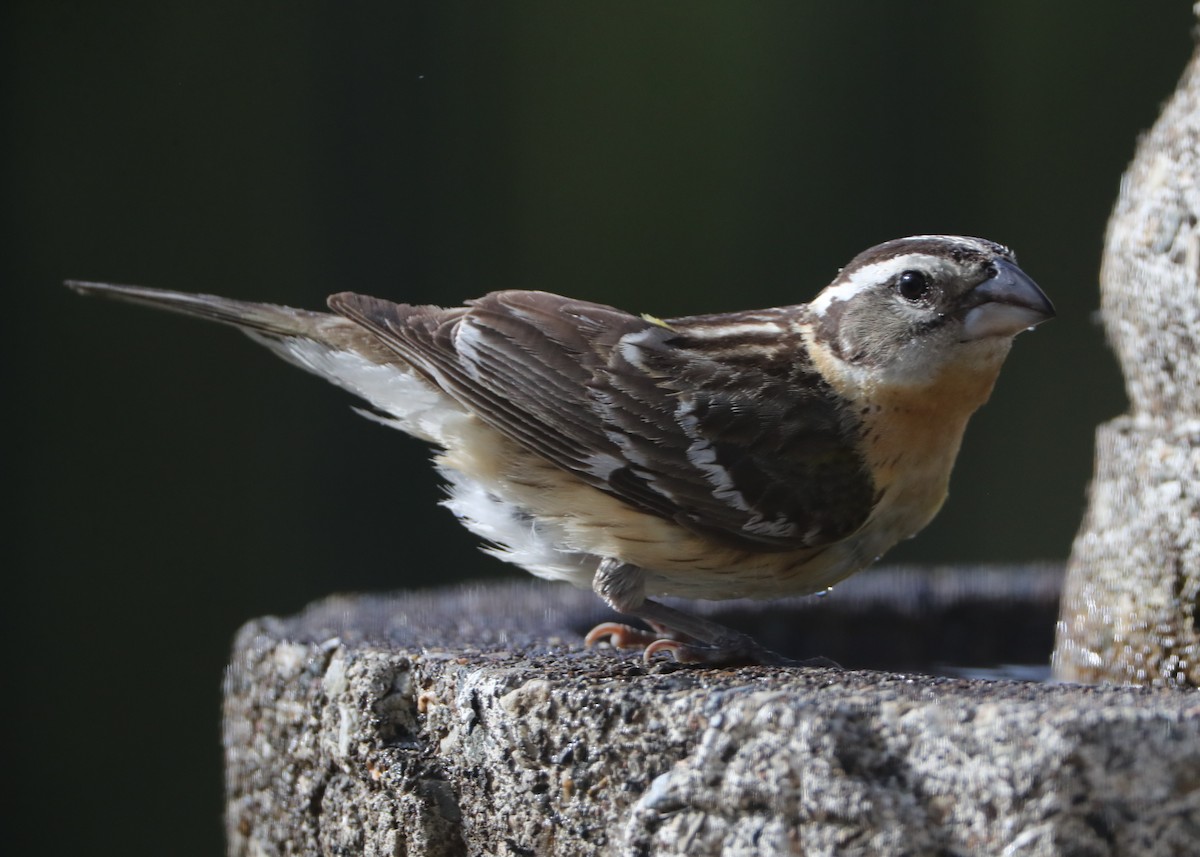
(328, 290, 875, 550)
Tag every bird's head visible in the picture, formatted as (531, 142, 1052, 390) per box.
(809, 235, 1054, 389)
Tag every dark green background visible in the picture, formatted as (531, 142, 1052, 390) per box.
(8, 2, 1194, 854)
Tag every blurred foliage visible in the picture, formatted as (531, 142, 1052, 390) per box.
(7, 2, 1195, 855)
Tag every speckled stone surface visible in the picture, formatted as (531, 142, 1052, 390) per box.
(223, 575, 1199, 857)
(1057, 23, 1200, 687)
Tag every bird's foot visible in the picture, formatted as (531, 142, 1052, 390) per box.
(641, 632, 812, 667)
(589, 564, 837, 667)
(585, 620, 833, 667)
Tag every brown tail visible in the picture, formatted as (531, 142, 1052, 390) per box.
(66, 280, 334, 338)
(67, 280, 409, 366)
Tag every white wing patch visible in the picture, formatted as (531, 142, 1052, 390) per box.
(450, 319, 492, 386)
(615, 328, 660, 371)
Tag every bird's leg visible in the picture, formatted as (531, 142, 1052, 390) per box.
(583, 559, 665, 651)
(584, 558, 818, 666)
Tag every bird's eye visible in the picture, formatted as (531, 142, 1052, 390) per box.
(896, 270, 930, 301)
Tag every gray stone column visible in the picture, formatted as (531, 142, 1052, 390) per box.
(1055, 21, 1200, 688)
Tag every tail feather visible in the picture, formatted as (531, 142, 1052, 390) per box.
(66, 280, 402, 366)
(66, 281, 464, 441)
(66, 280, 329, 335)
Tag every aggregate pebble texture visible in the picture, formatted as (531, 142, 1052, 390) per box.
(1056, 20, 1200, 688)
(224, 579, 1199, 857)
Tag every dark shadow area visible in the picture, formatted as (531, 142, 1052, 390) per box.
(684, 565, 1061, 677)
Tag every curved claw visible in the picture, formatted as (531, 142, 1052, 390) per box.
(642, 638, 690, 663)
(588, 627, 777, 666)
(642, 637, 755, 665)
(584, 622, 661, 650)
(645, 634, 838, 667)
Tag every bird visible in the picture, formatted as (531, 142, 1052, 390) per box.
(68, 234, 1053, 665)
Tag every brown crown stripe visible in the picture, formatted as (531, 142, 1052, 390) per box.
(841, 237, 1014, 276)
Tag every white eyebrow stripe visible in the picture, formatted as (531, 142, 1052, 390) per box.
(810, 253, 947, 317)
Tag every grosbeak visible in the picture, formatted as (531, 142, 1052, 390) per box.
(69, 235, 1053, 664)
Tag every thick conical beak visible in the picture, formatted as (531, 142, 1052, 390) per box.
(960, 259, 1055, 340)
